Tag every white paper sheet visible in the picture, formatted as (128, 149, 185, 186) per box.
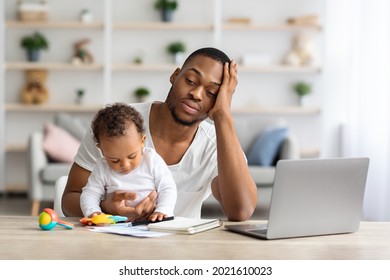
(87, 224, 172, 238)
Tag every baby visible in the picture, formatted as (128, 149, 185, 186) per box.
(80, 102, 177, 221)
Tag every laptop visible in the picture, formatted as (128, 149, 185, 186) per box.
(225, 157, 369, 239)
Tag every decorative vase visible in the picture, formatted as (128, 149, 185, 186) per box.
(80, 9, 93, 23)
(136, 96, 149, 103)
(27, 49, 40, 62)
(161, 9, 173, 22)
(174, 52, 184, 64)
(298, 95, 309, 107)
(75, 89, 85, 104)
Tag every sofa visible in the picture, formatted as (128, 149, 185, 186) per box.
(27, 112, 299, 215)
(233, 114, 300, 186)
(27, 113, 90, 216)
(202, 114, 300, 209)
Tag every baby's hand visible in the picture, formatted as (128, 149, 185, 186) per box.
(88, 212, 103, 218)
(149, 212, 167, 222)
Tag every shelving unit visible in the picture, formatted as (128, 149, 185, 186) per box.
(6, 62, 104, 70)
(112, 22, 213, 30)
(0, 0, 324, 192)
(222, 22, 321, 32)
(231, 106, 321, 115)
(6, 20, 104, 29)
(5, 103, 102, 112)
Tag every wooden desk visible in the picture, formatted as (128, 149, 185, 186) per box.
(1, 216, 390, 260)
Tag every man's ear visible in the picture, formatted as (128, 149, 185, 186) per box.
(169, 68, 181, 84)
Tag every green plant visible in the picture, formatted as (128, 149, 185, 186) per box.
(154, 0, 178, 11)
(20, 32, 49, 51)
(134, 87, 150, 98)
(75, 89, 85, 104)
(293, 81, 312, 97)
(133, 56, 143, 64)
(166, 41, 186, 54)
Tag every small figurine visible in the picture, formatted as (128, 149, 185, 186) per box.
(38, 208, 74, 230)
(79, 213, 128, 226)
(283, 33, 316, 66)
(70, 38, 94, 65)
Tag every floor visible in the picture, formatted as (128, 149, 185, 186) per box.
(0, 187, 271, 219)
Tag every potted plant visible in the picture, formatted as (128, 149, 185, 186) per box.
(134, 87, 150, 102)
(20, 31, 49, 62)
(167, 41, 186, 64)
(154, 0, 178, 22)
(293, 81, 312, 106)
(75, 89, 85, 104)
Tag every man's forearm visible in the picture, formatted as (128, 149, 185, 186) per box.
(62, 192, 83, 217)
(214, 113, 257, 221)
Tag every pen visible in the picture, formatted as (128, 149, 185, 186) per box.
(128, 216, 174, 227)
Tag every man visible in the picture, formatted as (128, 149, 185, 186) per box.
(62, 47, 257, 221)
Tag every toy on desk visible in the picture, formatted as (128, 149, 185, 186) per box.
(79, 213, 128, 226)
(38, 208, 74, 230)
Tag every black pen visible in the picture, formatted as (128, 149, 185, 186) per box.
(128, 216, 174, 227)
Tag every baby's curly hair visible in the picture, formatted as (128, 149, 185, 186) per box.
(91, 102, 145, 144)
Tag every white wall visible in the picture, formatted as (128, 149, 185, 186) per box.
(2, 0, 327, 189)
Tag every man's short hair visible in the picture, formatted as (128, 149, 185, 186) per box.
(182, 47, 231, 67)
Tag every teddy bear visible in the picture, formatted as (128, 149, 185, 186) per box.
(20, 69, 49, 104)
(283, 33, 316, 66)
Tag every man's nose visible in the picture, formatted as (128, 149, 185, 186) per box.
(190, 86, 203, 101)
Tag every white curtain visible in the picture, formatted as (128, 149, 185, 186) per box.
(325, 0, 390, 221)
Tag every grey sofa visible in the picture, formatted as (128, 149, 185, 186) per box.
(233, 114, 300, 186)
(27, 113, 299, 216)
(28, 131, 72, 216)
(27, 113, 90, 216)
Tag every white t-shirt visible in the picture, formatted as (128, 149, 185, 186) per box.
(80, 147, 177, 218)
(75, 102, 218, 218)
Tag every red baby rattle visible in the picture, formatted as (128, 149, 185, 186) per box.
(38, 208, 74, 230)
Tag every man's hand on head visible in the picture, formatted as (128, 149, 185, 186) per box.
(208, 60, 238, 121)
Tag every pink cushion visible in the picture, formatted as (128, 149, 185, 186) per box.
(42, 123, 80, 163)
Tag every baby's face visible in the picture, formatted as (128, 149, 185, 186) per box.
(98, 124, 145, 175)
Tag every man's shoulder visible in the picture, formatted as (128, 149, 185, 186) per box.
(198, 120, 216, 143)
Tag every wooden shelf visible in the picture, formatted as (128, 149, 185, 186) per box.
(4, 183, 27, 193)
(6, 62, 104, 71)
(5, 144, 26, 153)
(112, 63, 178, 71)
(5, 103, 102, 113)
(112, 63, 321, 73)
(113, 22, 319, 31)
(6, 20, 319, 32)
(113, 22, 213, 30)
(239, 65, 321, 73)
(6, 20, 104, 29)
(223, 23, 321, 31)
(300, 148, 321, 158)
(232, 106, 321, 115)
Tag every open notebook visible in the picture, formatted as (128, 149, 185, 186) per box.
(148, 217, 222, 234)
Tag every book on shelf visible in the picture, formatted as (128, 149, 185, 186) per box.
(147, 216, 222, 235)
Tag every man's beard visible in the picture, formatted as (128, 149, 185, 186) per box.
(166, 89, 207, 127)
(168, 102, 201, 127)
